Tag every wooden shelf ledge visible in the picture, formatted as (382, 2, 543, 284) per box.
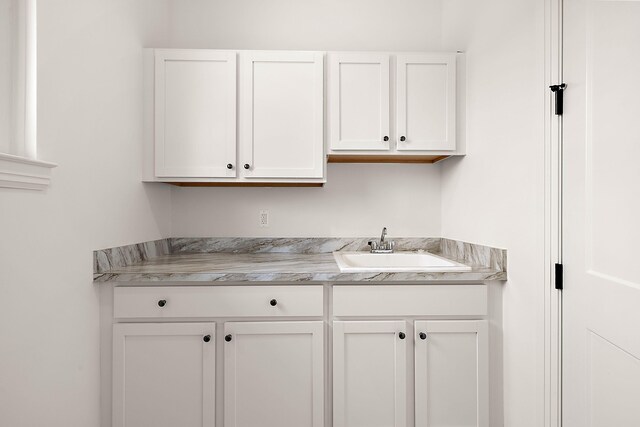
(167, 182, 324, 188)
(327, 154, 450, 164)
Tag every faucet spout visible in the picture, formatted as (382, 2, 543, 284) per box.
(369, 227, 394, 253)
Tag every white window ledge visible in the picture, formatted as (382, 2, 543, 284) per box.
(0, 152, 57, 190)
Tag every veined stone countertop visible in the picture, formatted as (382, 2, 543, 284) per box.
(93, 238, 507, 283)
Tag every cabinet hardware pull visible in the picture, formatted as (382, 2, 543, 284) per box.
(400, 136, 406, 142)
(383, 136, 389, 141)
(203, 335, 211, 343)
(419, 332, 427, 340)
(157, 300, 167, 308)
(270, 299, 277, 307)
(398, 332, 406, 340)
(227, 164, 233, 169)
(225, 334, 232, 342)
(244, 164, 250, 170)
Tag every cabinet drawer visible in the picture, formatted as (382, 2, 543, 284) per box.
(333, 285, 487, 317)
(114, 286, 324, 319)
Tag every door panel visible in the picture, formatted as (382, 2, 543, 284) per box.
(333, 321, 407, 427)
(329, 54, 390, 151)
(587, 332, 640, 426)
(563, 1, 640, 426)
(241, 52, 324, 179)
(396, 54, 456, 151)
(414, 321, 488, 427)
(112, 323, 216, 427)
(224, 321, 324, 427)
(155, 50, 236, 178)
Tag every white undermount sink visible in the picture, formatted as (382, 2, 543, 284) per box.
(333, 251, 472, 273)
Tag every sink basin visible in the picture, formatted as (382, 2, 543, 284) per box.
(333, 251, 472, 273)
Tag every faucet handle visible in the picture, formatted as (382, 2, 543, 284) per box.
(368, 241, 378, 251)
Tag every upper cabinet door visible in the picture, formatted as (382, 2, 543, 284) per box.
(241, 52, 324, 179)
(155, 50, 237, 178)
(396, 53, 456, 151)
(329, 54, 390, 151)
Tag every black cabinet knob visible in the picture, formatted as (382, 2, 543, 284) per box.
(157, 300, 166, 307)
(203, 335, 211, 343)
(270, 299, 277, 307)
(383, 136, 389, 141)
(400, 136, 406, 142)
(225, 334, 232, 342)
(398, 332, 406, 340)
(419, 332, 427, 340)
(227, 163, 233, 169)
(244, 164, 250, 170)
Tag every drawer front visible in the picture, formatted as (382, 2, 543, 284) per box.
(333, 285, 487, 317)
(114, 286, 324, 319)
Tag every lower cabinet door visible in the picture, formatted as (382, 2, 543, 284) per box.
(112, 323, 216, 427)
(223, 321, 324, 427)
(333, 321, 408, 427)
(414, 320, 488, 427)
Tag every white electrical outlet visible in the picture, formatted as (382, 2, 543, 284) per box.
(259, 210, 269, 227)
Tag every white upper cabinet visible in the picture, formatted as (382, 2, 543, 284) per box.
(150, 49, 325, 183)
(327, 52, 459, 158)
(155, 50, 236, 178)
(396, 53, 457, 152)
(329, 53, 390, 151)
(241, 51, 324, 179)
(148, 49, 460, 182)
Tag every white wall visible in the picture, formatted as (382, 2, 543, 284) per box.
(172, 164, 441, 237)
(440, 1, 546, 427)
(165, 0, 446, 238)
(0, 0, 14, 153)
(0, 1, 547, 427)
(165, 0, 445, 51)
(0, 1, 172, 426)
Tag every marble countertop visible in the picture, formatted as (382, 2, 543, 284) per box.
(93, 238, 507, 284)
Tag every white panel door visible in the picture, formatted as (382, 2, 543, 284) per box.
(563, 1, 640, 426)
(333, 321, 408, 427)
(155, 49, 236, 178)
(224, 321, 324, 427)
(414, 321, 488, 427)
(396, 54, 456, 151)
(329, 53, 390, 151)
(241, 51, 324, 179)
(112, 323, 216, 427)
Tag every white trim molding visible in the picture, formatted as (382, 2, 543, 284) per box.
(0, 152, 56, 190)
(544, 0, 563, 425)
(0, 0, 56, 190)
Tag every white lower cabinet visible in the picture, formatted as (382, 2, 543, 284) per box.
(112, 323, 216, 427)
(333, 321, 408, 427)
(224, 321, 325, 427)
(333, 320, 488, 427)
(414, 321, 488, 427)
(109, 285, 489, 427)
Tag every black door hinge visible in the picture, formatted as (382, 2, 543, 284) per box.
(555, 263, 563, 290)
(550, 84, 567, 115)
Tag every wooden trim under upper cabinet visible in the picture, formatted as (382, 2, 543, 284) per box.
(327, 154, 450, 164)
(167, 182, 324, 188)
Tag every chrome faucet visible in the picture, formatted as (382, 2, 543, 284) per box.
(368, 227, 395, 253)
